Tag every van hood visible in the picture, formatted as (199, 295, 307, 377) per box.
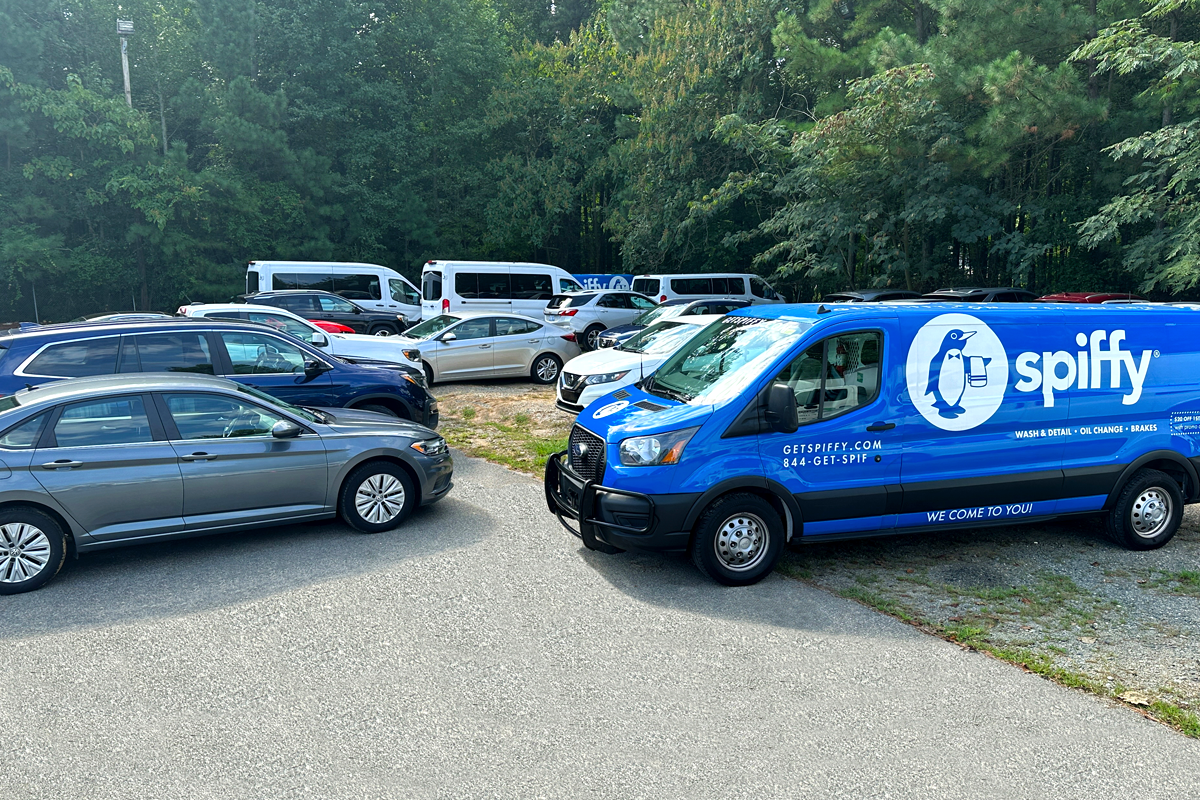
(576, 382, 712, 443)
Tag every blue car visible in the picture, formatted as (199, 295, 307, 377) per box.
(547, 303, 1197, 585)
(0, 319, 438, 427)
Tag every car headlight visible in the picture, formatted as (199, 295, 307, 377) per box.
(584, 370, 629, 385)
(401, 372, 427, 389)
(618, 427, 699, 467)
(402, 349, 421, 361)
(410, 436, 447, 456)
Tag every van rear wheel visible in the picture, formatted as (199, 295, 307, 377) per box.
(690, 493, 783, 586)
(1106, 468, 1183, 550)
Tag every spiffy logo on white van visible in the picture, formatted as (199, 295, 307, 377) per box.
(906, 314, 1155, 431)
(1013, 331, 1153, 407)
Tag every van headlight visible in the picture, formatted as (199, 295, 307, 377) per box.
(585, 370, 629, 385)
(618, 427, 699, 466)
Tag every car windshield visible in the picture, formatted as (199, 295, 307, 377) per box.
(618, 320, 707, 355)
(646, 317, 810, 405)
(632, 304, 685, 326)
(545, 294, 596, 310)
(0, 395, 21, 415)
(237, 384, 321, 423)
(405, 315, 461, 340)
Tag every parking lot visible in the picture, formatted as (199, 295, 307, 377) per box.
(436, 382, 1200, 730)
(3, 453, 1200, 798)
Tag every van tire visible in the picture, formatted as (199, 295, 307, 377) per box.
(582, 325, 605, 352)
(0, 507, 68, 595)
(690, 493, 783, 586)
(1106, 468, 1183, 550)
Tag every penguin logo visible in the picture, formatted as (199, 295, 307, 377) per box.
(906, 314, 1008, 432)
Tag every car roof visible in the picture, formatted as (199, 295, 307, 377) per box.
(247, 289, 342, 297)
(188, 303, 303, 316)
(7, 373, 242, 409)
(823, 289, 921, 301)
(0, 317, 269, 346)
(437, 311, 548, 323)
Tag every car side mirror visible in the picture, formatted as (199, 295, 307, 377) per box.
(304, 359, 329, 376)
(311, 332, 329, 348)
(441, 332, 457, 342)
(764, 383, 799, 433)
(272, 420, 303, 439)
(352, 306, 362, 314)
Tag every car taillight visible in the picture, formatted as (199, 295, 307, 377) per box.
(559, 309, 578, 316)
(442, 298, 449, 313)
(561, 333, 577, 342)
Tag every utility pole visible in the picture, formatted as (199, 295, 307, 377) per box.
(117, 19, 133, 107)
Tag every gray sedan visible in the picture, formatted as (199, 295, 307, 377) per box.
(0, 374, 453, 594)
(397, 312, 581, 385)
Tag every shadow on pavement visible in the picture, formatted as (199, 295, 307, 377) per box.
(0, 498, 492, 641)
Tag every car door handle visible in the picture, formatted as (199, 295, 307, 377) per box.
(478, 344, 491, 349)
(528, 339, 540, 343)
(866, 422, 896, 432)
(41, 460, 82, 470)
(179, 452, 218, 462)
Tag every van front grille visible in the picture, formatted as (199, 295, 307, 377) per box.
(568, 425, 606, 483)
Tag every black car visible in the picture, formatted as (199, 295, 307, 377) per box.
(822, 289, 922, 302)
(242, 290, 407, 336)
(921, 287, 1039, 302)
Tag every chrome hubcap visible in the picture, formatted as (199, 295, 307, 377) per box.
(714, 513, 768, 572)
(1131, 488, 1171, 538)
(537, 357, 559, 381)
(0, 523, 51, 583)
(355, 474, 406, 525)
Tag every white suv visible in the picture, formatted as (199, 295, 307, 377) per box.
(543, 290, 657, 351)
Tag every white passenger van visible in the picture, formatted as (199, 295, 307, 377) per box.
(630, 273, 786, 305)
(421, 260, 583, 318)
(245, 261, 422, 324)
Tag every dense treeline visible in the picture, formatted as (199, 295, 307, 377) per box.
(3, 0, 1200, 319)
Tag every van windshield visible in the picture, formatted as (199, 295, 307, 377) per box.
(645, 317, 809, 405)
(405, 315, 460, 340)
(619, 320, 707, 355)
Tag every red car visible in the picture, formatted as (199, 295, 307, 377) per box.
(310, 319, 356, 333)
(1037, 291, 1147, 303)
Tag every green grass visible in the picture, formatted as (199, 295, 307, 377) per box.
(1146, 570, 1200, 596)
(440, 414, 567, 475)
(1150, 701, 1200, 738)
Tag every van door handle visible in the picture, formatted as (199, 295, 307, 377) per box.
(866, 422, 895, 432)
(179, 452, 217, 462)
(41, 460, 83, 470)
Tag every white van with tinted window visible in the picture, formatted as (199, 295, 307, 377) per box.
(245, 261, 422, 324)
(421, 261, 583, 318)
(630, 273, 786, 305)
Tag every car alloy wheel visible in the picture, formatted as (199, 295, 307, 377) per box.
(354, 473, 406, 525)
(0, 523, 51, 584)
(536, 356, 560, 382)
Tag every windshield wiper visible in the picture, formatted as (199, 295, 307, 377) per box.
(642, 375, 690, 404)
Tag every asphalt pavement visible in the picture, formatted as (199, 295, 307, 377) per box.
(2, 453, 1199, 799)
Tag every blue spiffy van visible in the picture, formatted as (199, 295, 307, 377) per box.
(545, 302, 1200, 585)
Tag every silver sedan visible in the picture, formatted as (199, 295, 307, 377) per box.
(396, 312, 581, 385)
(0, 374, 453, 594)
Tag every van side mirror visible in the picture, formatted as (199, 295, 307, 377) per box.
(764, 383, 799, 433)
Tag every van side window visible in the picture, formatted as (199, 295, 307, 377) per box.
(560, 278, 582, 293)
(335, 274, 381, 301)
(775, 331, 881, 425)
(274, 272, 335, 293)
(512, 273, 553, 300)
(751, 277, 778, 300)
(712, 277, 745, 295)
(672, 278, 712, 295)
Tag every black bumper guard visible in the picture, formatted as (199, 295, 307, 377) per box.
(544, 451, 656, 554)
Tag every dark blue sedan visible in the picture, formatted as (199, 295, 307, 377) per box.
(0, 319, 437, 427)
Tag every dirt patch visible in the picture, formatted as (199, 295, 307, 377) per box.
(434, 380, 573, 474)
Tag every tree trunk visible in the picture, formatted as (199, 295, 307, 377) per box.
(158, 85, 168, 156)
(137, 238, 149, 311)
(915, 2, 930, 46)
(1086, 0, 1098, 100)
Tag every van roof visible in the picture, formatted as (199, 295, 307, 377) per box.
(247, 260, 398, 271)
(422, 260, 567, 272)
(728, 301, 1200, 323)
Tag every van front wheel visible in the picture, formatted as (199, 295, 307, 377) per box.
(1106, 468, 1183, 550)
(690, 493, 783, 586)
